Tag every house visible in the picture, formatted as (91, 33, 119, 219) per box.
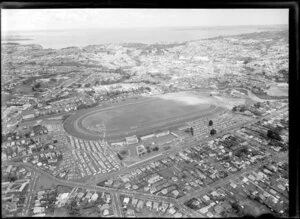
(160, 202, 168, 212)
(153, 202, 159, 211)
(77, 192, 85, 199)
(203, 195, 210, 201)
(6, 202, 17, 213)
(146, 200, 152, 208)
(123, 197, 130, 205)
(33, 213, 46, 217)
(48, 159, 58, 164)
(168, 207, 177, 215)
(2, 153, 8, 161)
(148, 174, 161, 184)
(126, 209, 135, 217)
(131, 198, 138, 207)
(91, 193, 98, 201)
(174, 212, 183, 218)
(6, 165, 13, 173)
(103, 209, 109, 216)
(171, 190, 179, 197)
(137, 200, 144, 209)
(33, 206, 45, 214)
(105, 194, 111, 203)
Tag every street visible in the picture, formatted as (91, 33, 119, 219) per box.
(22, 170, 39, 216)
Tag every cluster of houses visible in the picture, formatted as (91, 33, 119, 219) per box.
(2, 165, 33, 217)
(120, 195, 184, 217)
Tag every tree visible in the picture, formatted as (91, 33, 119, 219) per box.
(239, 105, 246, 112)
(210, 129, 217, 136)
(68, 199, 80, 216)
(35, 83, 41, 89)
(146, 146, 151, 153)
(232, 106, 237, 112)
(8, 173, 17, 182)
(243, 57, 253, 65)
(231, 202, 241, 213)
(208, 120, 213, 126)
(254, 102, 261, 108)
(190, 127, 194, 136)
(153, 146, 159, 151)
(117, 153, 123, 160)
(77, 103, 88, 110)
(267, 130, 282, 141)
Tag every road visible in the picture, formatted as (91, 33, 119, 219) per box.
(112, 192, 122, 217)
(7, 161, 180, 206)
(22, 170, 39, 216)
(20, 111, 75, 125)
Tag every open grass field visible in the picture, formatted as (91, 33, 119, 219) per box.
(63, 92, 226, 141)
(266, 83, 288, 97)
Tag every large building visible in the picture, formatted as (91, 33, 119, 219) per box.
(126, 135, 138, 145)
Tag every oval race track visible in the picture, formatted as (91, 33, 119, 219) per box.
(63, 92, 224, 141)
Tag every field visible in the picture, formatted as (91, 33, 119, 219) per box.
(266, 83, 288, 97)
(63, 91, 225, 141)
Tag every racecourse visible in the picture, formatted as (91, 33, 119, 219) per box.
(63, 92, 225, 141)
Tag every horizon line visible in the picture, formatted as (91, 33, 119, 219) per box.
(2, 24, 288, 33)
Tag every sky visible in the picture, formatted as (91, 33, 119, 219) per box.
(1, 9, 289, 32)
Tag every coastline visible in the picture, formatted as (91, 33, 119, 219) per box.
(1, 28, 287, 50)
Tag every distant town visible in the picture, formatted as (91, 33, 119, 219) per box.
(2, 29, 289, 217)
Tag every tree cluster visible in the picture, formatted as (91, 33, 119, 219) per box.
(232, 105, 247, 112)
(267, 130, 282, 141)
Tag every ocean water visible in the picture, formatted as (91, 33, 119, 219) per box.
(2, 26, 286, 49)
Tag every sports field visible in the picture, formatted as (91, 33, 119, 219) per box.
(63, 92, 224, 141)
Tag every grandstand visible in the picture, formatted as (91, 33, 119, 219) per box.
(126, 135, 139, 145)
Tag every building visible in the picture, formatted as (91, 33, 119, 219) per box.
(123, 197, 130, 205)
(148, 174, 161, 184)
(22, 113, 35, 120)
(156, 130, 170, 138)
(126, 135, 138, 145)
(136, 145, 147, 156)
(140, 134, 155, 141)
